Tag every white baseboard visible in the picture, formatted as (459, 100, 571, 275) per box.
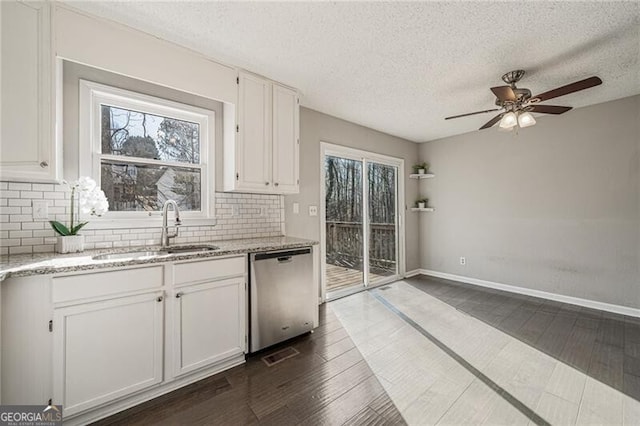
(415, 269, 640, 318)
(404, 269, 421, 278)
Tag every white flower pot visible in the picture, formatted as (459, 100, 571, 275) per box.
(56, 235, 85, 254)
(418, 169, 426, 175)
(418, 202, 426, 209)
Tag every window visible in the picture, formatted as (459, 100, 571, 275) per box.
(80, 81, 215, 225)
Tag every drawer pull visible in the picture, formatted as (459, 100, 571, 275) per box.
(40, 161, 48, 168)
(156, 296, 163, 302)
(176, 292, 183, 299)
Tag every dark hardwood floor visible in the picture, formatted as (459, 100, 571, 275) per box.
(94, 305, 406, 425)
(405, 274, 640, 402)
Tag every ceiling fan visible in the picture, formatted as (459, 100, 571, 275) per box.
(445, 70, 602, 130)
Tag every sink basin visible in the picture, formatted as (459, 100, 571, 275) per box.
(92, 251, 166, 261)
(92, 245, 219, 261)
(165, 245, 219, 254)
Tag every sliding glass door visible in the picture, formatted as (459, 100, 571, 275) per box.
(367, 162, 398, 284)
(325, 155, 365, 293)
(322, 144, 403, 299)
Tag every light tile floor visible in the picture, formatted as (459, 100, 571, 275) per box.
(329, 281, 640, 425)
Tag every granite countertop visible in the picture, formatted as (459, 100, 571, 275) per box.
(0, 236, 318, 281)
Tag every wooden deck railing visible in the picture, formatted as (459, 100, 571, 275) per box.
(326, 221, 396, 273)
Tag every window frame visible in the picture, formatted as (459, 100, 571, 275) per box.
(79, 80, 216, 229)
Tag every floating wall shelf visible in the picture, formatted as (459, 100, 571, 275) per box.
(409, 173, 435, 179)
(411, 207, 435, 212)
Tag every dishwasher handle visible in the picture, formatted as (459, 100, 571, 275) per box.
(253, 247, 311, 261)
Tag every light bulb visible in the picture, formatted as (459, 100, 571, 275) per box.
(518, 111, 536, 128)
(499, 112, 517, 129)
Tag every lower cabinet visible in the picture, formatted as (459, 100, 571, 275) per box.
(1, 256, 248, 422)
(172, 278, 246, 377)
(52, 291, 165, 417)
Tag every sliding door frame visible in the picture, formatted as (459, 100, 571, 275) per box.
(320, 142, 406, 302)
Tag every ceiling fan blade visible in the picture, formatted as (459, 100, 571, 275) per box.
(531, 76, 602, 102)
(479, 114, 503, 130)
(529, 105, 573, 114)
(491, 86, 516, 102)
(445, 108, 500, 120)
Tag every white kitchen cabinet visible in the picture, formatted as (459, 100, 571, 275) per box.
(52, 291, 165, 416)
(2, 256, 248, 424)
(234, 71, 272, 192)
(225, 71, 299, 194)
(172, 277, 246, 377)
(272, 83, 300, 193)
(0, 0, 60, 182)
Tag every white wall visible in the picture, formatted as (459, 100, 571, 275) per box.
(419, 95, 640, 309)
(284, 108, 421, 272)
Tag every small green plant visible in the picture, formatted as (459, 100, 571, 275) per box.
(415, 198, 429, 207)
(412, 162, 429, 173)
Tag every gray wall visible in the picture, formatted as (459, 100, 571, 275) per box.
(284, 108, 421, 272)
(419, 95, 640, 309)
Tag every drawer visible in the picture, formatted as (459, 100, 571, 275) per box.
(53, 266, 163, 304)
(174, 256, 245, 285)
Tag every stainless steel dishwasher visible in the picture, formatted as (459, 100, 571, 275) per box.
(249, 247, 314, 352)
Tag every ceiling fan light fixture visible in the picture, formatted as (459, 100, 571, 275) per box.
(518, 111, 536, 128)
(499, 112, 517, 129)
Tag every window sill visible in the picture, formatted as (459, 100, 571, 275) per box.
(84, 216, 218, 230)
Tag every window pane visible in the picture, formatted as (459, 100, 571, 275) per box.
(367, 162, 397, 281)
(101, 161, 201, 212)
(101, 105, 200, 164)
(324, 155, 364, 293)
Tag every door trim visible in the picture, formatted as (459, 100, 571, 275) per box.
(319, 142, 406, 302)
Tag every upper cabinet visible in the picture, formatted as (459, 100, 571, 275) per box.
(272, 84, 300, 193)
(0, 1, 60, 182)
(234, 72, 273, 192)
(224, 71, 300, 194)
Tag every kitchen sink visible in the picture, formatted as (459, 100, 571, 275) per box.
(165, 245, 219, 254)
(92, 251, 167, 261)
(92, 245, 219, 261)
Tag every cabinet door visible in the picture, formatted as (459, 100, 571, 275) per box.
(173, 278, 246, 377)
(52, 292, 164, 416)
(236, 71, 272, 192)
(0, 1, 58, 182)
(272, 84, 299, 194)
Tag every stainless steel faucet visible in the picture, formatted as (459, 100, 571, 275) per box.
(161, 200, 181, 248)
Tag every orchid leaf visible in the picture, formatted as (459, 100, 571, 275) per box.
(49, 221, 70, 236)
(70, 222, 88, 235)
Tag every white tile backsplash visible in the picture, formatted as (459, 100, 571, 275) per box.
(0, 181, 284, 255)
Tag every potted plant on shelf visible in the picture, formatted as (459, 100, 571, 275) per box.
(49, 177, 109, 253)
(412, 162, 429, 175)
(416, 198, 429, 209)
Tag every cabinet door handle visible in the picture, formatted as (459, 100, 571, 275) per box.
(156, 296, 163, 302)
(175, 292, 183, 298)
(265, 182, 270, 186)
(40, 161, 48, 168)
(274, 182, 279, 187)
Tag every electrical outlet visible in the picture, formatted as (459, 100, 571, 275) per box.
(460, 257, 466, 266)
(309, 205, 318, 216)
(260, 206, 267, 217)
(231, 205, 240, 216)
(292, 202, 299, 214)
(32, 200, 49, 220)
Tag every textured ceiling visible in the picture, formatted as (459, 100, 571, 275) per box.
(66, 1, 640, 142)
